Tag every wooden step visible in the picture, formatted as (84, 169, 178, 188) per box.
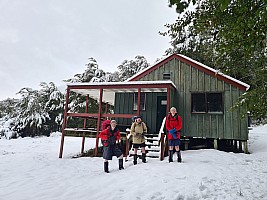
(145, 138, 160, 141)
(126, 135, 161, 158)
(147, 152, 160, 157)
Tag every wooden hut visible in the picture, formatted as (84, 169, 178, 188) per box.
(59, 54, 250, 159)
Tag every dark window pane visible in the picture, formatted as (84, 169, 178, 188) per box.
(191, 93, 206, 112)
(207, 93, 223, 112)
(163, 73, 171, 80)
(133, 93, 146, 111)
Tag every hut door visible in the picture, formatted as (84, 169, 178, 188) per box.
(156, 96, 167, 132)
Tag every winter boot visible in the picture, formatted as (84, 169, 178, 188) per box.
(133, 154, 138, 165)
(177, 150, 182, 163)
(104, 162, 109, 173)
(119, 159, 124, 170)
(169, 150, 174, 162)
(142, 153, 146, 163)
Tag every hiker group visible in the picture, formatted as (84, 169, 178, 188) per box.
(98, 107, 182, 173)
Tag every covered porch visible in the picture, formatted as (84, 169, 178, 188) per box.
(59, 80, 176, 160)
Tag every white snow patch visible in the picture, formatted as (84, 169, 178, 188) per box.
(0, 125, 267, 199)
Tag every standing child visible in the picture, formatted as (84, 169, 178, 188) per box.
(130, 116, 147, 165)
(99, 120, 124, 173)
(166, 107, 183, 162)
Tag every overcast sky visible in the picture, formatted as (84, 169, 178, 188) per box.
(0, 0, 177, 100)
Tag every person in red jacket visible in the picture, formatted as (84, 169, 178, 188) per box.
(166, 107, 183, 162)
(99, 120, 124, 173)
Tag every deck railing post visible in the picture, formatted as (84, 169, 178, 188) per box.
(59, 88, 70, 158)
(160, 133, 165, 161)
(125, 135, 129, 161)
(95, 88, 103, 156)
(137, 88, 141, 116)
(81, 95, 89, 154)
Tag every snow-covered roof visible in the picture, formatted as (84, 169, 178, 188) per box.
(67, 80, 176, 105)
(67, 80, 176, 87)
(127, 54, 250, 91)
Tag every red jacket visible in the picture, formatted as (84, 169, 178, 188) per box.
(166, 113, 182, 140)
(99, 127, 121, 141)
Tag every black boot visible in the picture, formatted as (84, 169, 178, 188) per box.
(104, 162, 109, 173)
(169, 150, 173, 162)
(119, 159, 124, 170)
(133, 154, 138, 165)
(142, 153, 146, 163)
(177, 150, 182, 163)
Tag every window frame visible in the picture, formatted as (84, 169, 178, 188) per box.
(133, 92, 146, 111)
(163, 72, 171, 80)
(191, 92, 223, 114)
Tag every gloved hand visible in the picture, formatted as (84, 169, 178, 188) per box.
(141, 132, 146, 136)
(169, 128, 177, 139)
(169, 128, 176, 134)
(102, 140, 109, 147)
(137, 132, 143, 137)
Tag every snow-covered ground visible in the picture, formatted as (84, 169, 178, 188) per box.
(0, 126, 267, 200)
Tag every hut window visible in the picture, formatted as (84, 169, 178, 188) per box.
(191, 93, 206, 113)
(133, 93, 146, 111)
(191, 93, 223, 113)
(207, 93, 223, 112)
(163, 72, 171, 80)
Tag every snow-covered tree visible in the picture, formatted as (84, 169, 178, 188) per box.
(65, 57, 100, 83)
(0, 99, 18, 139)
(0, 98, 18, 118)
(6, 82, 65, 137)
(43, 83, 65, 132)
(105, 71, 120, 82)
(117, 55, 150, 81)
(11, 87, 48, 136)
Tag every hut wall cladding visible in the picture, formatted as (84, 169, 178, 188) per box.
(114, 92, 166, 133)
(138, 58, 248, 140)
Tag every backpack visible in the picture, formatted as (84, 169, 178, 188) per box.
(167, 113, 179, 121)
(133, 122, 145, 132)
(102, 120, 111, 130)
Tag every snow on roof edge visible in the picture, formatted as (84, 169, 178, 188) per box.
(126, 54, 250, 91)
(177, 54, 250, 91)
(67, 80, 176, 88)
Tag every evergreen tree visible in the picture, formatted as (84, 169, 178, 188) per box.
(7, 82, 64, 137)
(43, 82, 64, 132)
(164, 0, 267, 119)
(0, 98, 17, 118)
(117, 55, 150, 81)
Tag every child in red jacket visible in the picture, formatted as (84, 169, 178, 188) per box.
(99, 120, 124, 173)
(166, 107, 183, 162)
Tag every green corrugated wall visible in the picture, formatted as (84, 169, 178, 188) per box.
(114, 58, 248, 140)
(115, 92, 166, 133)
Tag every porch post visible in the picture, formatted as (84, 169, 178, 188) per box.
(81, 95, 89, 154)
(243, 140, 249, 154)
(166, 86, 170, 115)
(95, 88, 103, 156)
(161, 86, 171, 160)
(137, 88, 141, 116)
(105, 102, 109, 114)
(59, 88, 70, 158)
(125, 129, 130, 161)
(160, 133, 165, 161)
